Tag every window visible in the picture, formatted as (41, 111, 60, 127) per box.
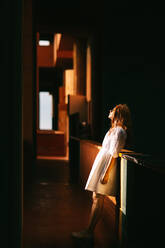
(39, 40, 50, 46)
(39, 92, 53, 130)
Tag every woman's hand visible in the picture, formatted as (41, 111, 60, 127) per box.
(100, 173, 109, 184)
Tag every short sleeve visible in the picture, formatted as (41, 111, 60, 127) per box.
(109, 127, 127, 158)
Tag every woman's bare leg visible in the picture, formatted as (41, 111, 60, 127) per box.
(71, 192, 104, 239)
(87, 192, 105, 233)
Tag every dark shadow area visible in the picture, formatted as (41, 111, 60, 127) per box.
(71, 237, 94, 248)
(120, 154, 165, 248)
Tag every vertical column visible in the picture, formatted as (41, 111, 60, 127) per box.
(119, 155, 136, 247)
(118, 157, 128, 247)
(88, 34, 102, 141)
(86, 44, 92, 126)
(36, 32, 40, 129)
(73, 39, 86, 96)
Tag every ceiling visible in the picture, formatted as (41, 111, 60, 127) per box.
(34, 0, 102, 36)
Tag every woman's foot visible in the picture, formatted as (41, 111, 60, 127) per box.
(71, 229, 93, 239)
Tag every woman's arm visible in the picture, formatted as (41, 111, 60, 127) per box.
(100, 156, 116, 184)
(100, 127, 126, 184)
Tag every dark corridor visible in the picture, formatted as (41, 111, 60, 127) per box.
(23, 158, 116, 248)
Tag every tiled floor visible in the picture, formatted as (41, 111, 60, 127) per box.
(23, 158, 116, 248)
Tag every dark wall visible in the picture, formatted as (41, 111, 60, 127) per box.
(101, 5, 165, 156)
(0, 1, 23, 248)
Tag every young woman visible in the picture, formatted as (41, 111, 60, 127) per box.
(72, 104, 132, 239)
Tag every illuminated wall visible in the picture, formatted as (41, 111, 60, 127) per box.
(64, 69, 75, 103)
(53, 33, 62, 65)
(86, 45, 92, 102)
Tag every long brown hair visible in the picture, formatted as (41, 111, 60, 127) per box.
(111, 104, 133, 149)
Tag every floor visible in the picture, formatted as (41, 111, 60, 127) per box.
(23, 157, 117, 248)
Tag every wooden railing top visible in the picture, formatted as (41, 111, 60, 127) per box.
(70, 137, 165, 175)
(37, 130, 64, 135)
(120, 150, 165, 175)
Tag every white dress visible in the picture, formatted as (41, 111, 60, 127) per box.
(85, 126, 127, 196)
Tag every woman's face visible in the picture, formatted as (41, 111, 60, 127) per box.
(108, 109, 115, 120)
